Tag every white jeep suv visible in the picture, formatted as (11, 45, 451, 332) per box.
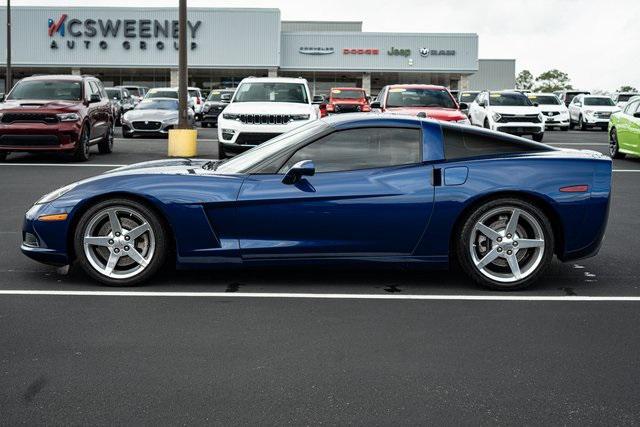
(468, 91, 545, 141)
(217, 77, 320, 158)
(527, 93, 570, 131)
(568, 95, 620, 131)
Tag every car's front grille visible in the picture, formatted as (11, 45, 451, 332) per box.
(0, 134, 60, 146)
(497, 114, 541, 123)
(543, 111, 560, 117)
(497, 126, 541, 134)
(595, 112, 611, 118)
(238, 114, 292, 125)
(131, 121, 162, 131)
(236, 132, 281, 145)
(1, 113, 59, 124)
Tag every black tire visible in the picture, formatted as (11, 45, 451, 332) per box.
(457, 198, 554, 291)
(579, 115, 587, 131)
(609, 128, 626, 159)
(484, 118, 490, 129)
(98, 123, 114, 154)
(218, 142, 227, 159)
(0, 152, 7, 162)
(73, 198, 169, 286)
(561, 126, 569, 131)
(532, 132, 544, 142)
(73, 124, 91, 162)
(569, 118, 575, 130)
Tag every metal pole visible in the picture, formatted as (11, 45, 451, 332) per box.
(177, 0, 189, 129)
(5, 0, 11, 94)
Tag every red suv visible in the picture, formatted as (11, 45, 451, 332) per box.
(370, 84, 470, 124)
(326, 87, 371, 114)
(0, 74, 115, 162)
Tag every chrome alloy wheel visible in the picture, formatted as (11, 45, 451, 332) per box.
(83, 206, 155, 279)
(469, 206, 545, 283)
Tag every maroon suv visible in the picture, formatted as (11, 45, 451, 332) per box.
(0, 74, 114, 161)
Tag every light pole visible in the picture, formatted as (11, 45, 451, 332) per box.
(5, 0, 11, 94)
(177, 0, 189, 129)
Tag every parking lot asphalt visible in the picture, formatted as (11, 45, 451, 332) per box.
(2, 127, 640, 424)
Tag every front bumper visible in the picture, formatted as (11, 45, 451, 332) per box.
(583, 115, 611, 126)
(21, 203, 73, 266)
(543, 114, 570, 129)
(0, 121, 82, 152)
(122, 122, 176, 136)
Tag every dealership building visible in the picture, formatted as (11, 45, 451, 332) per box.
(0, 6, 515, 96)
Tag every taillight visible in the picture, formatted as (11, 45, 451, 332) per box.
(559, 185, 589, 193)
(326, 104, 335, 112)
(361, 105, 371, 112)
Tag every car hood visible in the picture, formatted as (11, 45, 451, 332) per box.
(223, 102, 313, 115)
(385, 106, 466, 121)
(0, 99, 82, 112)
(489, 106, 541, 115)
(123, 109, 178, 121)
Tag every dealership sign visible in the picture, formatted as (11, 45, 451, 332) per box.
(47, 14, 203, 51)
(419, 48, 456, 57)
(299, 47, 334, 55)
(343, 48, 379, 55)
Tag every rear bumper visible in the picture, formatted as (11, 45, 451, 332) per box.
(0, 122, 81, 152)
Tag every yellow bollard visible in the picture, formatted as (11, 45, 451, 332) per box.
(168, 128, 198, 157)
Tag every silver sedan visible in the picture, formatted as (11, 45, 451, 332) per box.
(121, 98, 194, 138)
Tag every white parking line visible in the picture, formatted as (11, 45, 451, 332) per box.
(0, 289, 639, 301)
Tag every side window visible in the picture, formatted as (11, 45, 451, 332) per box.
(442, 126, 549, 160)
(96, 81, 108, 99)
(87, 81, 100, 98)
(280, 127, 422, 173)
(625, 101, 639, 115)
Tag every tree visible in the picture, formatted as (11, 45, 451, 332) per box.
(619, 85, 638, 93)
(515, 70, 534, 90)
(534, 69, 573, 92)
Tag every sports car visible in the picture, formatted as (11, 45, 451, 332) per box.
(21, 114, 612, 290)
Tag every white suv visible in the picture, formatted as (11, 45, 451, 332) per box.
(217, 77, 320, 158)
(568, 95, 620, 131)
(527, 92, 570, 131)
(468, 90, 545, 141)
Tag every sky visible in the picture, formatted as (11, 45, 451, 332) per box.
(4, 0, 639, 91)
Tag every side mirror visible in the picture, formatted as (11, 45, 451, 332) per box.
(459, 102, 468, 110)
(312, 95, 325, 104)
(370, 101, 381, 109)
(220, 93, 232, 103)
(89, 93, 101, 103)
(282, 160, 315, 185)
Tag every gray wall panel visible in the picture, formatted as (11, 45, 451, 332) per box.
(467, 59, 516, 90)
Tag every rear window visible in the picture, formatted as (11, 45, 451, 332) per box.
(442, 125, 550, 160)
(584, 97, 615, 106)
(188, 89, 200, 97)
(331, 89, 366, 100)
(459, 92, 479, 102)
(125, 87, 141, 96)
(105, 88, 121, 100)
(147, 90, 178, 99)
(528, 94, 560, 105)
(617, 94, 637, 102)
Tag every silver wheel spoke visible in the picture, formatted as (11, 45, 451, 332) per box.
(516, 238, 544, 249)
(476, 223, 501, 241)
(506, 255, 522, 280)
(104, 252, 120, 276)
(475, 247, 500, 269)
(126, 248, 148, 268)
(84, 236, 112, 247)
(505, 208, 521, 236)
(107, 209, 123, 234)
(127, 222, 150, 240)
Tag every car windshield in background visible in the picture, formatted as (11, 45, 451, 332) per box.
(331, 89, 365, 99)
(234, 83, 308, 104)
(106, 89, 121, 100)
(7, 80, 82, 101)
(489, 93, 532, 106)
(529, 95, 560, 105)
(135, 99, 179, 110)
(584, 97, 615, 106)
(188, 90, 200, 97)
(125, 87, 141, 97)
(147, 91, 178, 99)
(207, 90, 234, 102)
(459, 92, 479, 102)
(617, 94, 637, 102)
(386, 88, 457, 109)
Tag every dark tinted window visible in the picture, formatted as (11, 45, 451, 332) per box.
(331, 89, 366, 100)
(459, 92, 479, 102)
(106, 88, 121, 100)
(625, 101, 640, 115)
(442, 125, 550, 160)
(584, 97, 615, 106)
(281, 127, 422, 173)
(488, 92, 532, 106)
(528, 95, 561, 105)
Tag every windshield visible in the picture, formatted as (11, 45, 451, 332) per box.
(105, 89, 121, 100)
(459, 92, 479, 102)
(7, 80, 82, 101)
(331, 89, 365, 100)
(125, 87, 141, 97)
(214, 121, 327, 174)
(188, 89, 200, 98)
(234, 82, 309, 104)
(584, 97, 615, 106)
(147, 90, 178, 99)
(617, 94, 637, 102)
(488, 92, 532, 106)
(386, 88, 457, 109)
(528, 95, 560, 105)
(135, 99, 178, 110)
(207, 90, 234, 102)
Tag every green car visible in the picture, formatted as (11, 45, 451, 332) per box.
(609, 96, 640, 158)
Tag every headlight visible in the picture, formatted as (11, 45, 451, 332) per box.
(222, 113, 240, 120)
(491, 112, 502, 122)
(56, 112, 81, 122)
(36, 183, 78, 205)
(289, 114, 310, 121)
(538, 113, 544, 122)
(585, 110, 594, 115)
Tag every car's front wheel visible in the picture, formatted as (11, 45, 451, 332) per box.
(218, 142, 227, 159)
(609, 128, 626, 159)
(73, 125, 91, 162)
(73, 199, 168, 286)
(579, 115, 588, 131)
(457, 198, 554, 290)
(532, 132, 544, 142)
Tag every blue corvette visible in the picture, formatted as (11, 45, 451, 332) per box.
(22, 114, 612, 290)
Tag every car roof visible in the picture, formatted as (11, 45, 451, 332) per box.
(331, 87, 365, 91)
(149, 87, 178, 92)
(387, 84, 448, 90)
(239, 77, 308, 84)
(528, 92, 558, 96)
(582, 95, 611, 98)
(20, 74, 85, 82)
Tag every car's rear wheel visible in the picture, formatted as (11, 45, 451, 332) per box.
(98, 123, 114, 154)
(457, 198, 554, 290)
(579, 115, 587, 131)
(73, 199, 168, 286)
(73, 125, 91, 162)
(218, 142, 227, 159)
(609, 128, 626, 159)
(0, 152, 7, 162)
(484, 118, 490, 129)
